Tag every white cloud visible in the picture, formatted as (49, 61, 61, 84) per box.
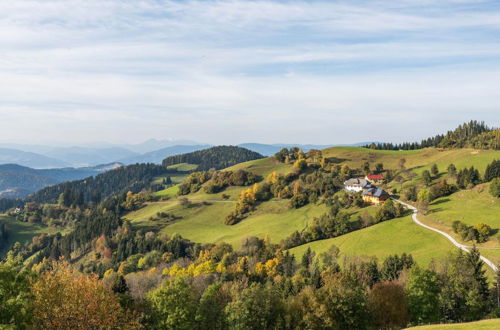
(0, 0, 499, 144)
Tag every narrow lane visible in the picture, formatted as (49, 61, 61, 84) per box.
(393, 198, 498, 272)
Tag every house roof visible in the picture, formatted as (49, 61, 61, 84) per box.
(362, 187, 390, 198)
(366, 174, 384, 180)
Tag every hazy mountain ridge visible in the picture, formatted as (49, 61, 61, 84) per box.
(0, 148, 70, 169)
(119, 145, 211, 165)
(0, 141, 373, 168)
(238, 142, 374, 156)
(0, 163, 122, 198)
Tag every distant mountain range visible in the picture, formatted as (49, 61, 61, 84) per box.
(238, 142, 374, 156)
(119, 145, 211, 165)
(0, 163, 121, 198)
(0, 148, 70, 168)
(0, 140, 373, 169)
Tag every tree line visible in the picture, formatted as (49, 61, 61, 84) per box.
(366, 120, 498, 150)
(28, 163, 169, 205)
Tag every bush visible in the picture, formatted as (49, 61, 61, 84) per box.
(490, 178, 500, 197)
(452, 220, 492, 243)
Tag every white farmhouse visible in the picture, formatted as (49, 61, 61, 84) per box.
(343, 178, 371, 192)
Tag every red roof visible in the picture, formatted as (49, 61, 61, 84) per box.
(367, 174, 384, 180)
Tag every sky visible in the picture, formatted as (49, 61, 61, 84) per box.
(0, 0, 499, 146)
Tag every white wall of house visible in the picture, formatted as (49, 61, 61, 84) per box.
(345, 185, 363, 192)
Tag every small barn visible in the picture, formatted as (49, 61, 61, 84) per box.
(365, 174, 384, 184)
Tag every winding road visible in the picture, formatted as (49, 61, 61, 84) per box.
(393, 198, 498, 273)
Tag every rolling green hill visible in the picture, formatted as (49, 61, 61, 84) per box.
(133, 146, 499, 269)
(289, 215, 455, 268)
(322, 147, 498, 173)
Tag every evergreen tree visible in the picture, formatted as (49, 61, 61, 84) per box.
(422, 170, 432, 186)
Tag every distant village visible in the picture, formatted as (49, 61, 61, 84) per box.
(343, 174, 390, 205)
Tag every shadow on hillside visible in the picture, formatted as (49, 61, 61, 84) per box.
(431, 198, 450, 206)
(428, 207, 444, 214)
(433, 173, 446, 180)
(326, 157, 349, 164)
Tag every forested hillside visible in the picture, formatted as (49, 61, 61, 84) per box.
(368, 120, 499, 150)
(28, 163, 168, 205)
(162, 145, 264, 170)
(0, 163, 117, 198)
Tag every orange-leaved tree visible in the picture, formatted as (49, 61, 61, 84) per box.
(32, 261, 140, 329)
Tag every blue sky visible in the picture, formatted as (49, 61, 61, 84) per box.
(1, 0, 499, 145)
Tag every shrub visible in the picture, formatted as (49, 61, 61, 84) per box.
(490, 178, 500, 197)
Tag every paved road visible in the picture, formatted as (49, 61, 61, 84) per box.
(393, 198, 498, 272)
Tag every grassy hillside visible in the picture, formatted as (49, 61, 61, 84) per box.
(406, 318, 500, 329)
(126, 146, 499, 269)
(224, 157, 293, 177)
(0, 215, 59, 257)
(289, 215, 455, 268)
(419, 183, 500, 245)
(322, 147, 498, 173)
(127, 198, 328, 249)
(166, 163, 198, 172)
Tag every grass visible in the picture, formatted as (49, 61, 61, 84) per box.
(419, 183, 500, 245)
(224, 157, 293, 177)
(153, 174, 188, 185)
(322, 147, 498, 173)
(128, 199, 328, 249)
(0, 215, 60, 258)
(414, 182, 500, 264)
(406, 319, 500, 329)
(167, 163, 198, 172)
(289, 215, 456, 268)
(154, 185, 180, 197)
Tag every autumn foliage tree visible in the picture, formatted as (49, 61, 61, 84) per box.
(32, 261, 140, 329)
(368, 281, 409, 329)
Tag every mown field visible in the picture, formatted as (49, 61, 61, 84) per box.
(406, 318, 500, 329)
(289, 215, 455, 268)
(322, 147, 498, 174)
(127, 199, 329, 249)
(419, 183, 500, 247)
(224, 157, 293, 177)
(166, 163, 198, 172)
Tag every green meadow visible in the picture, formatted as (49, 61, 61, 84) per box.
(289, 215, 455, 268)
(406, 318, 500, 330)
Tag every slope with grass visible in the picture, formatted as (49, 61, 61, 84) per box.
(420, 183, 500, 244)
(224, 156, 293, 177)
(406, 318, 500, 329)
(322, 147, 498, 174)
(128, 146, 499, 267)
(127, 198, 329, 249)
(0, 215, 60, 257)
(289, 215, 456, 268)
